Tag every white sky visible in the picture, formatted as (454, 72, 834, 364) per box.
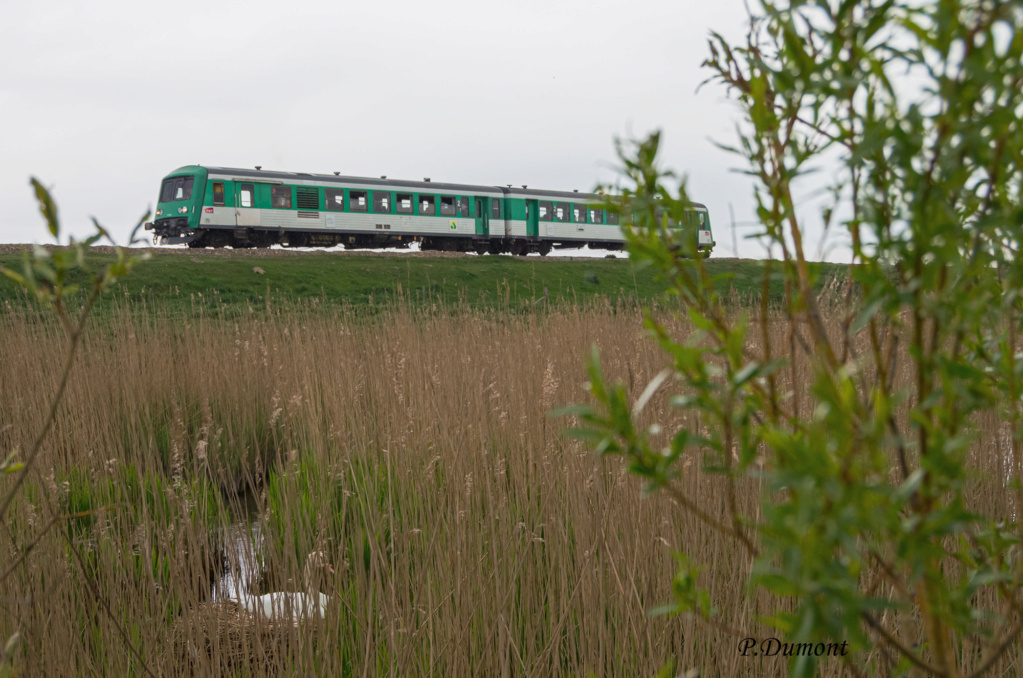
(0, 0, 848, 260)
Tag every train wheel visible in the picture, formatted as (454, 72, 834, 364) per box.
(186, 231, 209, 248)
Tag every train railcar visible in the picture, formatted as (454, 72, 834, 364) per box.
(145, 165, 715, 255)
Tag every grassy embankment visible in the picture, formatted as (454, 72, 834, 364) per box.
(0, 247, 845, 315)
(2, 254, 1012, 676)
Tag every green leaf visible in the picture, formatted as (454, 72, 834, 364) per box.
(128, 210, 152, 246)
(732, 362, 760, 387)
(89, 217, 111, 244)
(549, 404, 592, 418)
(652, 657, 678, 678)
(849, 296, 885, 335)
(633, 368, 671, 416)
(0, 266, 25, 286)
(0, 449, 21, 473)
(647, 603, 682, 618)
(560, 427, 608, 442)
(30, 178, 60, 239)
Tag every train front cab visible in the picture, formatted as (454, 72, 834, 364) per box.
(146, 166, 208, 244)
(664, 205, 715, 255)
(692, 204, 715, 254)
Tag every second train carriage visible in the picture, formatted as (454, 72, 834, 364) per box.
(146, 165, 715, 255)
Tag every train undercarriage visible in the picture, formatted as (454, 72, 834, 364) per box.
(157, 226, 624, 256)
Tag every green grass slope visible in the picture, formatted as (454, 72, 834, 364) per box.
(0, 247, 846, 316)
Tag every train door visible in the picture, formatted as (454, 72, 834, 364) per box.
(235, 183, 259, 226)
(526, 199, 539, 238)
(475, 198, 489, 235)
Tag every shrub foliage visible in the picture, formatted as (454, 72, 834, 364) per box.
(576, 1, 1023, 675)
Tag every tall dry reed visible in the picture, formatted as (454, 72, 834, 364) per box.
(0, 295, 1017, 676)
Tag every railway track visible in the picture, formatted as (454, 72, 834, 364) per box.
(0, 243, 627, 261)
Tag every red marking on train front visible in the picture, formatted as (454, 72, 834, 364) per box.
(204, 207, 214, 213)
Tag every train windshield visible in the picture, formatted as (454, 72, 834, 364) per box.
(684, 208, 708, 227)
(160, 176, 194, 202)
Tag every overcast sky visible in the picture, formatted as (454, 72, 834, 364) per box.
(0, 0, 847, 260)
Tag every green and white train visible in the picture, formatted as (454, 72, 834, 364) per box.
(146, 165, 715, 255)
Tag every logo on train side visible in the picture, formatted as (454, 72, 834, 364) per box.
(204, 207, 214, 213)
(450, 221, 457, 229)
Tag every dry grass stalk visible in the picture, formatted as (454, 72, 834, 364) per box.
(0, 296, 1017, 675)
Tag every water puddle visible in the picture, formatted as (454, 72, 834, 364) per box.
(212, 519, 264, 602)
(210, 488, 267, 603)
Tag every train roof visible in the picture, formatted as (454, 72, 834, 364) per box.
(201, 166, 502, 196)
(193, 166, 706, 208)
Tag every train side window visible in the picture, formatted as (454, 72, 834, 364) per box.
(271, 186, 292, 209)
(373, 191, 391, 213)
(419, 195, 436, 216)
(607, 210, 619, 225)
(325, 188, 344, 211)
(539, 201, 552, 221)
(397, 193, 413, 213)
(440, 196, 456, 216)
(589, 208, 604, 224)
(213, 182, 225, 206)
(456, 197, 469, 217)
(574, 204, 587, 223)
(555, 204, 568, 222)
(240, 184, 254, 208)
(491, 199, 500, 219)
(350, 190, 368, 212)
